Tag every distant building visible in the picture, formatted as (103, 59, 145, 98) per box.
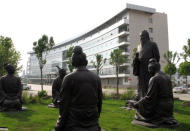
(172, 72, 190, 86)
(27, 3, 169, 87)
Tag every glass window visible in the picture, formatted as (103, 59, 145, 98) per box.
(148, 18, 152, 23)
(149, 28, 153, 33)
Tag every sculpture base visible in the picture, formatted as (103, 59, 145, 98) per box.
(48, 103, 58, 108)
(0, 127, 9, 131)
(51, 128, 105, 131)
(131, 119, 180, 128)
(0, 106, 27, 112)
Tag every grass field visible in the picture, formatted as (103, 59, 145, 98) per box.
(0, 99, 190, 131)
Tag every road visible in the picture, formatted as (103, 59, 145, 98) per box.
(27, 84, 190, 101)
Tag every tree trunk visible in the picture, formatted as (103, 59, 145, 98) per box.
(97, 68, 99, 75)
(116, 66, 119, 98)
(40, 67, 43, 91)
(186, 75, 188, 85)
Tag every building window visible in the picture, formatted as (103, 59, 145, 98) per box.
(149, 28, 153, 33)
(125, 77, 128, 83)
(148, 18, 152, 23)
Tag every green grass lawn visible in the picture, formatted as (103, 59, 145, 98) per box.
(0, 99, 190, 131)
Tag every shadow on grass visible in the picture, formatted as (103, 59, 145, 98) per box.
(174, 108, 190, 116)
(1, 109, 33, 121)
(176, 122, 190, 131)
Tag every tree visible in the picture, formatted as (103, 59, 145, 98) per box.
(164, 64, 176, 78)
(178, 61, 190, 85)
(91, 54, 106, 75)
(132, 47, 137, 59)
(182, 39, 190, 61)
(110, 49, 126, 98)
(0, 36, 22, 76)
(33, 35, 54, 91)
(66, 46, 74, 72)
(163, 51, 180, 79)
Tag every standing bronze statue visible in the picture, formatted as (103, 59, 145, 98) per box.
(0, 64, 22, 111)
(51, 66, 66, 107)
(54, 46, 103, 131)
(130, 59, 179, 128)
(133, 30, 160, 100)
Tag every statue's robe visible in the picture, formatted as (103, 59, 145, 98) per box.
(135, 72, 177, 125)
(0, 74, 22, 111)
(137, 40, 160, 99)
(55, 67, 102, 131)
(52, 76, 63, 106)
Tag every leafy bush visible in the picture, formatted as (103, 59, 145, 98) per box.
(120, 89, 136, 100)
(103, 92, 117, 100)
(22, 91, 41, 104)
(38, 90, 48, 98)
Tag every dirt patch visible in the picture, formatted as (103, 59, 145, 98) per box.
(183, 101, 190, 107)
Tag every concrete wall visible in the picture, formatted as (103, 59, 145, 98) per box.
(152, 13, 169, 71)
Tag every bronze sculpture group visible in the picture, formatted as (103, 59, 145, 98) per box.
(0, 30, 180, 130)
(129, 30, 179, 128)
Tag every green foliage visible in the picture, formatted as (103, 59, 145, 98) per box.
(182, 39, 190, 61)
(178, 61, 190, 76)
(66, 46, 74, 72)
(120, 89, 136, 100)
(110, 49, 126, 66)
(0, 36, 22, 76)
(163, 51, 179, 78)
(164, 63, 177, 77)
(37, 90, 48, 98)
(92, 54, 106, 75)
(33, 35, 55, 91)
(103, 89, 136, 100)
(178, 62, 190, 85)
(22, 91, 42, 104)
(132, 47, 137, 59)
(110, 49, 126, 98)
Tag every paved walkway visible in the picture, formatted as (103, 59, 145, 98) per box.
(28, 84, 190, 101)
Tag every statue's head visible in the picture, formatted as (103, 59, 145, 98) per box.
(56, 66, 66, 79)
(148, 58, 160, 76)
(140, 30, 150, 44)
(4, 63, 15, 75)
(59, 68, 66, 79)
(72, 46, 88, 68)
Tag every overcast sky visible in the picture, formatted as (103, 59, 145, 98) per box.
(0, 0, 190, 74)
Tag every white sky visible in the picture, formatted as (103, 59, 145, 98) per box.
(0, 0, 190, 74)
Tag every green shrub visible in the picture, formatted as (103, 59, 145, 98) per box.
(120, 89, 136, 100)
(38, 90, 48, 98)
(22, 91, 42, 104)
(103, 92, 117, 100)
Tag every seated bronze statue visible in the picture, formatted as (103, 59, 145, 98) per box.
(51, 66, 66, 107)
(54, 46, 103, 131)
(0, 64, 22, 112)
(130, 58, 179, 128)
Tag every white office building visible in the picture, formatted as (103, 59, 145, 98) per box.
(27, 3, 169, 87)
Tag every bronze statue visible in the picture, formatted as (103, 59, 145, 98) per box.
(52, 66, 66, 107)
(54, 46, 102, 131)
(133, 30, 160, 100)
(131, 59, 179, 127)
(0, 64, 22, 111)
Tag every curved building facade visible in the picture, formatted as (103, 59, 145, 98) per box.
(27, 3, 169, 87)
